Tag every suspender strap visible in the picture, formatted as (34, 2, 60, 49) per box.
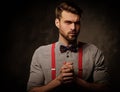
(51, 43, 83, 80)
(78, 48, 83, 78)
(51, 43, 56, 80)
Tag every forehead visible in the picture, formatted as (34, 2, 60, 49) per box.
(61, 11, 80, 21)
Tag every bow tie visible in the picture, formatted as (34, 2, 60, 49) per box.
(60, 45, 77, 53)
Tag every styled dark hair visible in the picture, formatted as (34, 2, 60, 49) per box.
(55, 1, 83, 19)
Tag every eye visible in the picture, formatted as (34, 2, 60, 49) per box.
(65, 21, 72, 24)
(75, 21, 80, 25)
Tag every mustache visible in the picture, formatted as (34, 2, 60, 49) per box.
(68, 30, 78, 34)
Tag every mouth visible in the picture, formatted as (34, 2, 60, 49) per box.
(69, 33, 77, 36)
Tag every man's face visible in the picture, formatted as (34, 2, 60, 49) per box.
(55, 10, 81, 42)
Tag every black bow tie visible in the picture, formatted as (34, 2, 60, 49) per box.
(60, 45, 77, 53)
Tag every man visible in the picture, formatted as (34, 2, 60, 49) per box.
(27, 1, 110, 92)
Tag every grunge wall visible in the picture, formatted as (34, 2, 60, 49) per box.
(1, 0, 120, 92)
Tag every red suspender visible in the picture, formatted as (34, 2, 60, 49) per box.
(78, 48, 83, 78)
(51, 43, 82, 80)
(51, 43, 56, 80)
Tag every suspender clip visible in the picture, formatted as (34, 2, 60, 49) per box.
(51, 68, 56, 70)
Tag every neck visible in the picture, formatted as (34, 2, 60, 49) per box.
(58, 37, 77, 46)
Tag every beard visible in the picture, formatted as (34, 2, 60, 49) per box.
(60, 30, 80, 43)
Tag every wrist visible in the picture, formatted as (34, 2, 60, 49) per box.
(54, 77, 62, 86)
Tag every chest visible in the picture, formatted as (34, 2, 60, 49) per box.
(41, 48, 94, 81)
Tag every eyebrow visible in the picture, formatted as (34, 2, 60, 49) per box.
(64, 20, 80, 24)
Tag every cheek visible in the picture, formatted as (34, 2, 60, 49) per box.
(60, 24, 69, 33)
(76, 26, 80, 32)
(62, 24, 68, 29)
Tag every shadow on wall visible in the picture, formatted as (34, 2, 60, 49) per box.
(1, 0, 120, 92)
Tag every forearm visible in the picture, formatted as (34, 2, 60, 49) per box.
(28, 78, 61, 92)
(28, 62, 74, 92)
(75, 77, 110, 92)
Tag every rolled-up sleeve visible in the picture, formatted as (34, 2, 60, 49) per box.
(27, 49, 45, 91)
(93, 49, 110, 84)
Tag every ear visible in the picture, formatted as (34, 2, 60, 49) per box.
(55, 18, 59, 28)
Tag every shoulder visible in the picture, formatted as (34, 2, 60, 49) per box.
(79, 41, 102, 55)
(79, 41, 98, 50)
(33, 42, 57, 55)
(35, 43, 52, 53)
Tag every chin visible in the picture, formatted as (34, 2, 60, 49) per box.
(68, 38, 77, 43)
(70, 37, 76, 40)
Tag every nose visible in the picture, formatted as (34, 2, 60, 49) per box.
(71, 23, 75, 30)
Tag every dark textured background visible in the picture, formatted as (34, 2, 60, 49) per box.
(1, 0, 120, 92)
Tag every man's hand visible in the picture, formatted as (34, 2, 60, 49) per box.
(56, 62, 75, 84)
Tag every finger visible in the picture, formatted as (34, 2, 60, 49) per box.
(65, 62, 73, 65)
(63, 76, 74, 80)
(62, 77, 74, 84)
(65, 62, 74, 69)
(62, 72, 74, 77)
(63, 80, 73, 84)
(61, 68, 72, 73)
(57, 72, 74, 84)
(61, 64, 68, 69)
(60, 63, 74, 73)
(68, 64, 74, 69)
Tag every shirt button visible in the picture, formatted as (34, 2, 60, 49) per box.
(66, 51, 69, 58)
